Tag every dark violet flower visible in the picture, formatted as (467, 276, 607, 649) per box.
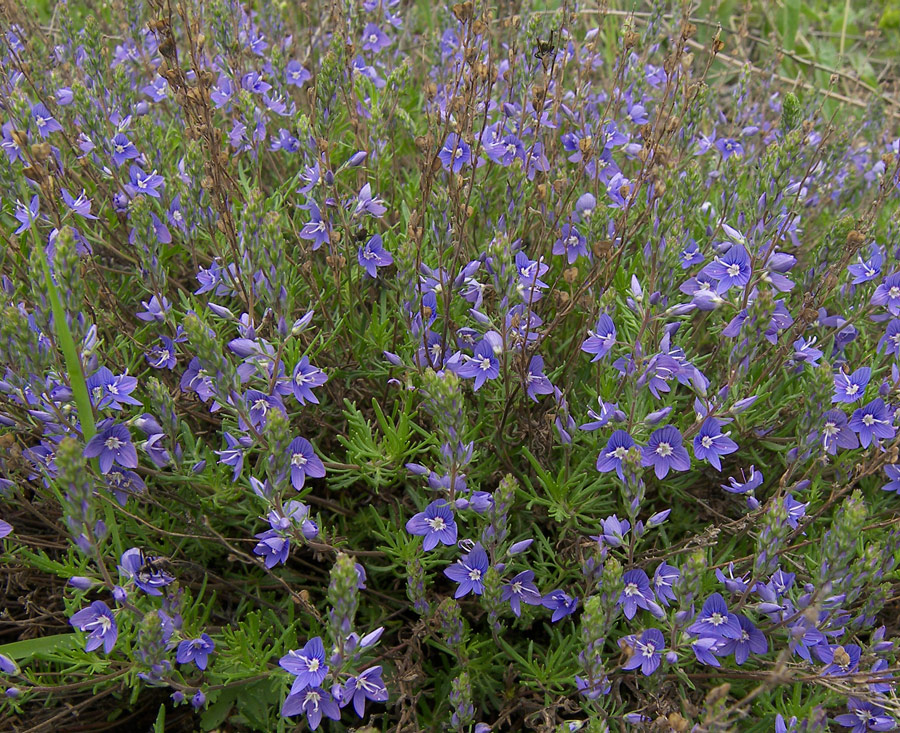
(692, 417, 738, 470)
(31, 102, 62, 137)
(118, 547, 174, 595)
(0, 519, 11, 539)
(581, 314, 616, 362)
(833, 367, 870, 404)
(287, 437, 326, 490)
(501, 570, 542, 617)
(618, 569, 654, 620)
(457, 340, 499, 392)
(641, 425, 690, 479)
(703, 245, 751, 294)
(281, 687, 341, 729)
(176, 634, 215, 670)
(358, 234, 393, 278)
(718, 614, 767, 665)
(688, 593, 742, 640)
(438, 133, 471, 173)
(542, 589, 578, 622)
(871, 272, 900, 316)
(721, 465, 763, 494)
(341, 665, 388, 717)
(69, 601, 117, 654)
(849, 398, 895, 448)
(84, 422, 138, 474)
(622, 628, 664, 676)
(525, 355, 554, 401)
(834, 698, 896, 732)
(595, 514, 630, 547)
(444, 542, 489, 598)
(596, 430, 636, 481)
(280, 637, 328, 691)
(405, 500, 457, 551)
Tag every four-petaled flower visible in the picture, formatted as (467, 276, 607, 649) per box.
(833, 367, 870, 404)
(444, 542, 489, 598)
(622, 628, 665, 676)
(406, 500, 458, 551)
(84, 421, 139, 474)
(176, 634, 215, 670)
(849, 398, 896, 448)
(501, 570, 542, 617)
(688, 593, 742, 640)
(287, 437, 326, 490)
(280, 636, 329, 691)
(457, 340, 499, 391)
(69, 601, 117, 654)
(358, 234, 393, 278)
(692, 417, 738, 470)
(641, 425, 690, 479)
(581, 314, 616, 362)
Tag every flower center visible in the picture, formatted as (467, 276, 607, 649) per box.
(426, 517, 446, 532)
(727, 263, 741, 277)
(468, 568, 482, 582)
(656, 442, 673, 458)
(863, 414, 875, 426)
(891, 286, 900, 299)
(478, 357, 491, 371)
(709, 612, 725, 626)
(105, 436, 123, 450)
(701, 435, 714, 448)
(291, 452, 307, 467)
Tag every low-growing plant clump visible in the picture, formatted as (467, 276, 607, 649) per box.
(1, 0, 900, 731)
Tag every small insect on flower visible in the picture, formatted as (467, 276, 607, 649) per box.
(533, 29, 556, 60)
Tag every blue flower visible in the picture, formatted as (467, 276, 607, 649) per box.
(291, 356, 327, 405)
(176, 634, 215, 670)
(687, 593, 742, 640)
(541, 589, 578, 622)
(718, 615, 767, 665)
(833, 367, 870, 403)
(618, 569, 656, 619)
(849, 398, 896, 447)
(406, 500, 457, 551)
(31, 102, 62, 137)
(444, 543, 489, 598)
(622, 628, 664, 675)
(69, 601, 117, 653)
(280, 637, 329, 691)
(83, 421, 139, 474)
(692, 417, 738, 470)
(438, 133, 471, 173)
(721, 465, 763, 494)
(525, 356, 554, 401)
(118, 547, 174, 596)
(341, 665, 388, 717)
(457, 340, 499, 391)
(881, 464, 900, 494)
(703, 245, 751, 293)
(834, 698, 896, 732)
(501, 570, 542, 617)
(281, 686, 341, 729)
(581, 314, 616, 362)
(13, 195, 39, 234)
(358, 234, 393, 278)
(641, 425, 690, 479)
(287, 437, 326, 490)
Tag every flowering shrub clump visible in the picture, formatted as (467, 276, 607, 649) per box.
(2, 0, 900, 731)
